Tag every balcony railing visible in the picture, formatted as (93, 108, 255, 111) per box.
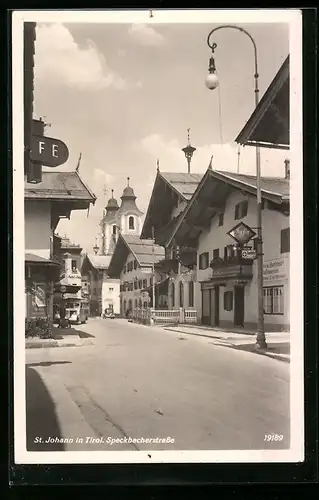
(209, 256, 254, 281)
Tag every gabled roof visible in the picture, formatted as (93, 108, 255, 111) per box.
(25, 253, 60, 266)
(169, 167, 290, 246)
(236, 56, 289, 149)
(141, 171, 203, 240)
(86, 254, 112, 270)
(107, 233, 165, 278)
(25, 171, 96, 203)
(159, 172, 204, 200)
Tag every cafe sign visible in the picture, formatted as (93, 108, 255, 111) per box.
(31, 134, 69, 167)
(227, 222, 256, 245)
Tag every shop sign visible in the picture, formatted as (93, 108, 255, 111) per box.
(241, 245, 256, 259)
(140, 267, 152, 274)
(30, 134, 69, 167)
(263, 257, 288, 283)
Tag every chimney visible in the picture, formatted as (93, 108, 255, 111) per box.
(284, 159, 290, 179)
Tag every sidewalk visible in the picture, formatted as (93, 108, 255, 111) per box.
(163, 325, 290, 363)
(25, 326, 96, 349)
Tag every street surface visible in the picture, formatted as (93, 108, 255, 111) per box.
(26, 318, 290, 451)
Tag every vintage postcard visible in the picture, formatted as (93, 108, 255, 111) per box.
(13, 9, 304, 465)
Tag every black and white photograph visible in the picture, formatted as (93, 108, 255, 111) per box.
(13, 9, 303, 465)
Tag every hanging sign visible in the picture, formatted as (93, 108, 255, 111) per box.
(30, 134, 69, 167)
(227, 222, 256, 245)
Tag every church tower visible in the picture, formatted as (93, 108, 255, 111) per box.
(100, 189, 120, 255)
(117, 177, 143, 235)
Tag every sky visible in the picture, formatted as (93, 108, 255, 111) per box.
(33, 19, 289, 252)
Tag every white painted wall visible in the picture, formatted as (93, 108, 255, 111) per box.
(102, 276, 120, 315)
(197, 191, 290, 328)
(25, 200, 52, 259)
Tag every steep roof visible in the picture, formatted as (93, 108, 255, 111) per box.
(25, 171, 96, 202)
(86, 254, 112, 270)
(107, 233, 165, 277)
(159, 172, 203, 200)
(214, 170, 290, 199)
(141, 171, 203, 240)
(236, 56, 289, 149)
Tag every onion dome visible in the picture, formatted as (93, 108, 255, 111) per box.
(106, 189, 119, 213)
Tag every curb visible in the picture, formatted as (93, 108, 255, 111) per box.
(25, 339, 95, 349)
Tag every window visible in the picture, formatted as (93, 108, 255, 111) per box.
(143, 279, 147, 289)
(150, 277, 153, 287)
(109, 287, 114, 292)
(188, 281, 194, 307)
(138, 280, 142, 289)
(135, 299, 138, 308)
(139, 299, 142, 308)
(224, 291, 233, 311)
(280, 228, 290, 254)
(71, 260, 77, 271)
(263, 286, 284, 315)
(134, 281, 138, 290)
(224, 245, 235, 260)
(171, 282, 175, 307)
(129, 216, 135, 230)
(112, 225, 117, 235)
(179, 282, 184, 308)
(234, 200, 248, 220)
(213, 248, 220, 260)
(218, 213, 224, 226)
(143, 301, 148, 309)
(134, 260, 137, 270)
(199, 252, 209, 270)
(123, 300, 127, 312)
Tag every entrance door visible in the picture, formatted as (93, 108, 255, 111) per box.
(210, 286, 220, 327)
(234, 286, 245, 327)
(201, 289, 210, 325)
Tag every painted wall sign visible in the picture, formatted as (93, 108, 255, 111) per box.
(31, 134, 69, 167)
(263, 257, 288, 282)
(140, 267, 152, 274)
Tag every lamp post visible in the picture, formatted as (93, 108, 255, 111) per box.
(182, 128, 196, 174)
(206, 25, 267, 349)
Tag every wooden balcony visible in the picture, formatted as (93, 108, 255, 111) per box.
(209, 256, 254, 282)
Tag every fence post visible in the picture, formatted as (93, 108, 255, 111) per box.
(179, 307, 185, 324)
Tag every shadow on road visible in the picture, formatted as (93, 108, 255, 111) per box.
(26, 366, 65, 451)
(52, 326, 95, 340)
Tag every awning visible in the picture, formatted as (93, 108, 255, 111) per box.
(235, 56, 289, 150)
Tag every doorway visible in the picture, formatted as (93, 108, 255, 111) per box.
(210, 286, 220, 327)
(234, 286, 245, 327)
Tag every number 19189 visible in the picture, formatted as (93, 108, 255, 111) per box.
(264, 434, 283, 442)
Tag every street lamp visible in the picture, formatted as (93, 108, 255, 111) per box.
(206, 25, 267, 349)
(182, 128, 197, 174)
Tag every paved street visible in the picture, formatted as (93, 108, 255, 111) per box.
(26, 318, 290, 452)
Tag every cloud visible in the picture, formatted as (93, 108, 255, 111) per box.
(34, 24, 126, 91)
(128, 23, 165, 47)
(138, 133, 289, 178)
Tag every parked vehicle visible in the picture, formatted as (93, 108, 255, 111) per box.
(102, 307, 115, 319)
(65, 299, 89, 324)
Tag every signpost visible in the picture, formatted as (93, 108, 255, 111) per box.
(31, 134, 69, 167)
(241, 247, 256, 259)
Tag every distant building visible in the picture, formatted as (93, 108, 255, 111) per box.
(140, 171, 203, 310)
(107, 234, 165, 315)
(81, 254, 120, 316)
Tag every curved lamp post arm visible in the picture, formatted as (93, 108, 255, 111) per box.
(207, 25, 259, 106)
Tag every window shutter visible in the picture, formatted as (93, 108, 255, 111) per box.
(234, 204, 239, 220)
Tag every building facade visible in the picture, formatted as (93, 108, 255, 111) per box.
(107, 234, 165, 315)
(81, 254, 120, 316)
(172, 166, 290, 332)
(25, 172, 96, 324)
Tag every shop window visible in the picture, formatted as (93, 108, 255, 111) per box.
(224, 291, 233, 311)
(199, 252, 209, 270)
(179, 282, 184, 308)
(188, 281, 194, 307)
(234, 200, 248, 220)
(143, 301, 148, 308)
(71, 260, 77, 271)
(280, 228, 290, 254)
(263, 286, 284, 315)
(129, 216, 135, 230)
(138, 280, 142, 289)
(218, 213, 224, 227)
(171, 282, 175, 307)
